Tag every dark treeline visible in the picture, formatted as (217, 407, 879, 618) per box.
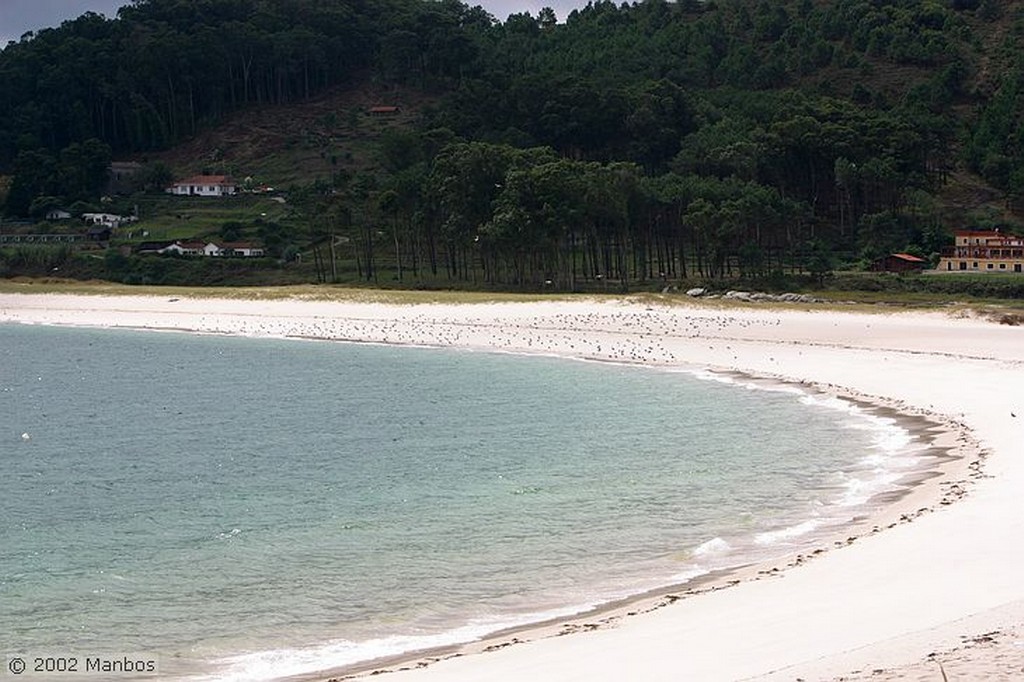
(0, 0, 492, 161)
(3, 0, 1024, 287)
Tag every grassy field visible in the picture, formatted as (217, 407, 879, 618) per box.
(5, 277, 1024, 324)
(0, 279, 565, 305)
(123, 195, 295, 243)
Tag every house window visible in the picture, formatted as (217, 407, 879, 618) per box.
(973, 262, 978, 268)
(1000, 263, 1007, 269)
(987, 263, 994, 269)
(959, 262, 967, 270)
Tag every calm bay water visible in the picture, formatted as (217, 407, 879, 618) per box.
(0, 323, 918, 680)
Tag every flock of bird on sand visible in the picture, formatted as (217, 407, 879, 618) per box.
(180, 306, 786, 366)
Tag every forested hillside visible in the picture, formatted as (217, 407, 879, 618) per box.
(3, 0, 1024, 289)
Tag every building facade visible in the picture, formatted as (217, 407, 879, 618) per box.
(138, 240, 264, 257)
(937, 230, 1024, 273)
(166, 175, 238, 197)
(82, 212, 135, 228)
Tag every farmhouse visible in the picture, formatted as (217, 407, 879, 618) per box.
(937, 229, 1024, 273)
(135, 241, 175, 254)
(160, 241, 206, 256)
(869, 253, 927, 273)
(213, 241, 265, 257)
(136, 240, 264, 258)
(82, 212, 135, 228)
(166, 175, 238, 197)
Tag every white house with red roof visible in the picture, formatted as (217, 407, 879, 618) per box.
(159, 241, 207, 256)
(166, 175, 238, 197)
(198, 241, 264, 257)
(214, 242, 265, 257)
(151, 240, 264, 257)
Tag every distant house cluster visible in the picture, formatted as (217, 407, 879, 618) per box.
(83, 212, 137, 228)
(869, 229, 1024, 275)
(136, 240, 265, 257)
(40, 210, 136, 242)
(166, 175, 238, 197)
(44, 210, 135, 228)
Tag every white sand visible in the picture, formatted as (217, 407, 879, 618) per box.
(2, 291, 1023, 681)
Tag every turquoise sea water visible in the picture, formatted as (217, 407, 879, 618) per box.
(0, 323, 919, 680)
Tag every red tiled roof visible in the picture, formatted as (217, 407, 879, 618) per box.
(953, 229, 1020, 238)
(891, 253, 926, 262)
(174, 175, 236, 186)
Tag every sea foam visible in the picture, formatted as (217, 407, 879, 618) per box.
(692, 537, 732, 557)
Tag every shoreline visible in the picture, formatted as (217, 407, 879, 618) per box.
(313, 392, 979, 682)
(2, 291, 1022, 681)
(318, 383, 978, 679)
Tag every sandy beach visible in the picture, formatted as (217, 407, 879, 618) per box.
(2, 290, 1023, 681)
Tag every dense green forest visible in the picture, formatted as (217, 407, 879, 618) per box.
(3, 0, 1024, 288)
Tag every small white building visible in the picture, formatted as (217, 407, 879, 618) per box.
(45, 209, 71, 221)
(82, 212, 135, 228)
(219, 242, 265, 257)
(204, 241, 265, 257)
(159, 241, 206, 256)
(166, 175, 238, 197)
(155, 240, 264, 257)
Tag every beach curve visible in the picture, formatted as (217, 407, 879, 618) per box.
(1, 291, 1022, 681)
